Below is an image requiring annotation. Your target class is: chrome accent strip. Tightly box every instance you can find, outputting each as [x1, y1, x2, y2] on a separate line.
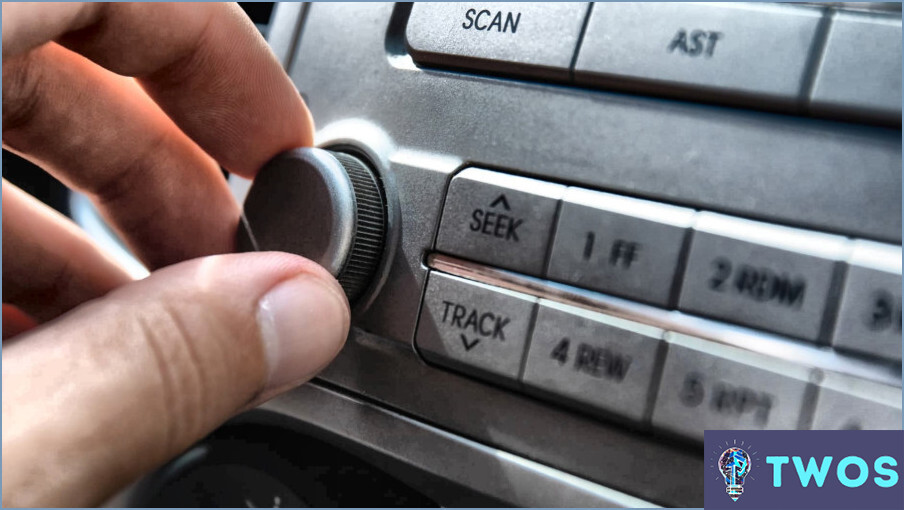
[427, 253, 902, 387]
[849, 239, 902, 274]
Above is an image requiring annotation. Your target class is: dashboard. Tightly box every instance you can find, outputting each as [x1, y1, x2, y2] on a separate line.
[58, 2, 903, 507]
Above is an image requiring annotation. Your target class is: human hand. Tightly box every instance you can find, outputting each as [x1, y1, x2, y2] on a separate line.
[2, 3, 350, 506]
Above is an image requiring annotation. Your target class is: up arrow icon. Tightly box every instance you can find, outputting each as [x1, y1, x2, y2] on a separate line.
[489, 194, 510, 211]
[466, 192, 522, 242]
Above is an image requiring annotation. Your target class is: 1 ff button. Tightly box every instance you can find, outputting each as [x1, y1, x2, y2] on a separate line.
[436, 168, 565, 275]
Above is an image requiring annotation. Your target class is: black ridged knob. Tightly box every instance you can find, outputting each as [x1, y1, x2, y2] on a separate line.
[238, 148, 386, 302]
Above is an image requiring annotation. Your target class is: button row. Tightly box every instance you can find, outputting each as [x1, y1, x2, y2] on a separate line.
[406, 3, 902, 123]
[435, 168, 902, 361]
[415, 272, 903, 441]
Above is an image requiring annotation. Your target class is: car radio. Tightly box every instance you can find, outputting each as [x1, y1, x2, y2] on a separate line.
[77, 2, 900, 507]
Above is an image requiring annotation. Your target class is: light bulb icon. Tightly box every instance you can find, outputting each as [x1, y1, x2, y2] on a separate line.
[718, 447, 751, 501]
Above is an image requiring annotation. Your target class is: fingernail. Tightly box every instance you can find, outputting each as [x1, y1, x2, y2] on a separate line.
[256, 274, 349, 390]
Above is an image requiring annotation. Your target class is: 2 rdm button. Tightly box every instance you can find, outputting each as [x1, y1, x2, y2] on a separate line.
[436, 168, 565, 275]
[678, 213, 847, 341]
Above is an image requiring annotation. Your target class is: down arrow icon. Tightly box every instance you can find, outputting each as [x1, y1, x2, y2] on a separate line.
[460, 334, 480, 351]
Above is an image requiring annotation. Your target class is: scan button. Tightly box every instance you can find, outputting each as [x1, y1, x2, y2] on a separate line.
[436, 168, 565, 275]
[406, 3, 588, 80]
[416, 271, 537, 382]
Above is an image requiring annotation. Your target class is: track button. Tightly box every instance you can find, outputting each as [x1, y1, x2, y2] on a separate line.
[416, 271, 537, 383]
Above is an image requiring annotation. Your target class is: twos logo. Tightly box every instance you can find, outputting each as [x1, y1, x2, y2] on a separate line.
[704, 431, 903, 510]
[718, 446, 751, 501]
[765, 453, 897, 489]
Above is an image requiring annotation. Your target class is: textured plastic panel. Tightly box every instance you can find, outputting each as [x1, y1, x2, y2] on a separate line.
[265, 3, 903, 508]
[293, 4, 901, 244]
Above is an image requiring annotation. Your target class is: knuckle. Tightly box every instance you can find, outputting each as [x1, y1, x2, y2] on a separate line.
[136, 300, 212, 450]
[133, 289, 263, 450]
[2, 50, 44, 135]
[88, 129, 170, 207]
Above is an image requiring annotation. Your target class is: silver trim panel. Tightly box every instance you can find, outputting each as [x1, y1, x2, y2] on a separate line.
[261, 382, 659, 508]
[267, 2, 308, 70]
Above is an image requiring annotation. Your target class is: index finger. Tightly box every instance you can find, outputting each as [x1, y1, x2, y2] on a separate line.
[3, 2, 312, 177]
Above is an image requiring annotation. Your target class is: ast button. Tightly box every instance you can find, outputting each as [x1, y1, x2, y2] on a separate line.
[832, 241, 902, 362]
[678, 213, 849, 341]
[406, 3, 589, 80]
[436, 168, 565, 275]
[547, 188, 695, 306]
[416, 271, 537, 382]
[522, 300, 664, 422]
[574, 3, 822, 107]
[652, 333, 814, 441]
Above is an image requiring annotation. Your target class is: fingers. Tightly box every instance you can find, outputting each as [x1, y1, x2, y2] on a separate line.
[3, 43, 241, 268]
[4, 2, 313, 177]
[2, 181, 132, 322]
[2, 252, 350, 507]
[2, 305, 38, 340]
[3, 2, 314, 266]
[1, 3, 98, 57]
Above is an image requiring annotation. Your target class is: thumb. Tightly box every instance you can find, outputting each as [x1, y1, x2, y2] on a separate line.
[2, 252, 350, 508]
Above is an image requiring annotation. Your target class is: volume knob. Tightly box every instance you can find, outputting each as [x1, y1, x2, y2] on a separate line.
[238, 148, 387, 302]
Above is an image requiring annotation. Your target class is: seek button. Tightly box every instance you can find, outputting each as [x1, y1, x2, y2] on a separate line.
[436, 168, 565, 275]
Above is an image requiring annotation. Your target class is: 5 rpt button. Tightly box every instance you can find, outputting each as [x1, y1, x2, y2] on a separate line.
[652, 333, 813, 441]
[678, 213, 848, 341]
[436, 168, 565, 275]
[416, 272, 536, 382]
